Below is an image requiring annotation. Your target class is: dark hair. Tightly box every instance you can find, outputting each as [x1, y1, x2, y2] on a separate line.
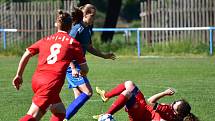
[183, 113, 200, 121]
[56, 10, 73, 31]
[71, 7, 83, 24]
[79, 4, 96, 15]
[176, 99, 200, 121]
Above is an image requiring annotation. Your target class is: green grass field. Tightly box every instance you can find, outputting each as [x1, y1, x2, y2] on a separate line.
[0, 55, 215, 121]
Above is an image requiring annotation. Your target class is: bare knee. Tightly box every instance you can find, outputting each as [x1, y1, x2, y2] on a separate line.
[79, 83, 93, 97]
[27, 103, 45, 120]
[121, 90, 132, 99]
[124, 80, 136, 91]
[83, 90, 93, 97]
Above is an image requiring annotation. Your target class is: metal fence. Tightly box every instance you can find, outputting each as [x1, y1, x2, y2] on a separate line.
[140, 0, 215, 45]
[2, 27, 214, 57]
[0, 0, 75, 47]
[0, 0, 215, 50]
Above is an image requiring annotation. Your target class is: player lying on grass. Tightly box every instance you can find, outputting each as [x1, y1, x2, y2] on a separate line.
[94, 81, 199, 121]
[12, 10, 88, 121]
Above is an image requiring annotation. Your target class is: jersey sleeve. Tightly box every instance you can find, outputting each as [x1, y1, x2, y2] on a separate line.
[155, 104, 175, 120]
[69, 24, 82, 38]
[69, 28, 79, 38]
[155, 104, 171, 112]
[27, 38, 44, 55]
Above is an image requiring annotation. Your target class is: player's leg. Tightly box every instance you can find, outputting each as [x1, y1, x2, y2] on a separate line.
[50, 102, 66, 121]
[19, 102, 46, 121]
[19, 115, 36, 121]
[124, 81, 136, 92]
[93, 81, 137, 119]
[78, 80, 93, 96]
[106, 90, 132, 114]
[93, 90, 131, 120]
[125, 85, 148, 121]
[65, 77, 92, 120]
[63, 88, 81, 121]
[73, 88, 82, 98]
[96, 80, 135, 102]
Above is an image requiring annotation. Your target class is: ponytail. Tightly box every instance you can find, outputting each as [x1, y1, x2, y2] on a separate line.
[71, 7, 83, 24]
[183, 113, 200, 121]
[56, 10, 73, 31]
[79, 4, 96, 16]
[175, 99, 200, 121]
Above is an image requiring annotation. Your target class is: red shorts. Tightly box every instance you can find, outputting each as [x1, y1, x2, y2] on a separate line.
[31, 72, 65, 111]
[125, 91, 159, 121]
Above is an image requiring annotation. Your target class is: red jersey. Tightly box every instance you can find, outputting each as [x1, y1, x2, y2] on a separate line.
[154, 104, 176, 121]
[28, 31, 86, 75]
[125, 91, 176, 121]
[27, 31, 86, 110]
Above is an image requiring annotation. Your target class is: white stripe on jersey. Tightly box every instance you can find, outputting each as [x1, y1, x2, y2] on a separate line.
[69, 38, 73, 44]
[62, 36, 65, 41]
[55, 35, 59, 41]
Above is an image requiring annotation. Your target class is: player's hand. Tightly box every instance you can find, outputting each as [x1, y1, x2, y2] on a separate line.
[163, 88, 175, 96]
[72, 68, 79, 77]
[104, 53, 116, 60]
[12, 75, 23, 90]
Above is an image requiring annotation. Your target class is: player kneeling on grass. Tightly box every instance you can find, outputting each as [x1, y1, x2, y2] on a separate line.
[12, 10, 88, 121]
[94, 81, 199, 121]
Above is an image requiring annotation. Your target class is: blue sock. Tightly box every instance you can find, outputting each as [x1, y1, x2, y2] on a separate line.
[65, 93, 90, 120]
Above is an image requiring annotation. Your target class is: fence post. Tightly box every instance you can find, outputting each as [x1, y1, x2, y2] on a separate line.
[3, 31, 6, 49]
[136, 30, 141, 58]
[209, 28, 213, 55]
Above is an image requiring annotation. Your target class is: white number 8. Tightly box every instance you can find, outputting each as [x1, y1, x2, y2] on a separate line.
[47, 43, 62, 64]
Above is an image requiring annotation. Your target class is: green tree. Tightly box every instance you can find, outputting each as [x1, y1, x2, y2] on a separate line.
[101, 0, 122, 43]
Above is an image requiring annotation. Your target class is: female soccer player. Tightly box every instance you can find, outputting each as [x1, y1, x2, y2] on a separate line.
[94, 81, 199, 121]
[64, 4, 115, 120]
[12, 10, 88, 121]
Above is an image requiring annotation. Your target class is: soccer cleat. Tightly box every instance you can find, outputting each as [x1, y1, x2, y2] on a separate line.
[96, 87, 109, 102]
[92, 114, 103, 120]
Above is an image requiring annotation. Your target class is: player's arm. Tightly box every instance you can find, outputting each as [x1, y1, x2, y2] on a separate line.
[87, 44, 116, 60]
[147, 88, 175, 107]
[12, 50, 32, 90]
[79, 63, 89, 77]
[69, 62, 79, 77]
[72, 41, 89, 77]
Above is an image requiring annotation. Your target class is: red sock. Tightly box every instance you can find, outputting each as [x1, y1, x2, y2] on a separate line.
[104, 83, 125, 98]
[106, 94, 128, 115]
[19, 115, 36, 121]
[50, 113, 65, 121]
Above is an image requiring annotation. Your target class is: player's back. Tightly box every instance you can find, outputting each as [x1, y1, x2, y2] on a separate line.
[28, 31, 85, 75]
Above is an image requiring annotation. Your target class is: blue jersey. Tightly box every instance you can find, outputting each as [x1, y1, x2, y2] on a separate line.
[69, 22, 92, 55]
[66, 22, 92, 88]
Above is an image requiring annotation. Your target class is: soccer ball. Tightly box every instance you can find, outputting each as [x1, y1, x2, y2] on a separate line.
[98, 114, 116, 121]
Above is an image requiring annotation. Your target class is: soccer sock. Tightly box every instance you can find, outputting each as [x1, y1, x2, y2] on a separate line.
[106, 94, 128, 115]
[104, 83, 125, 98]
[19, 114, 36, 121]
[50, 113, 65, 121]
[65, 93, 90, 120]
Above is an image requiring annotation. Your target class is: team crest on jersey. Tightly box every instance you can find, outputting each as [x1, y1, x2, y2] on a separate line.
[77, 26, 84, 33]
